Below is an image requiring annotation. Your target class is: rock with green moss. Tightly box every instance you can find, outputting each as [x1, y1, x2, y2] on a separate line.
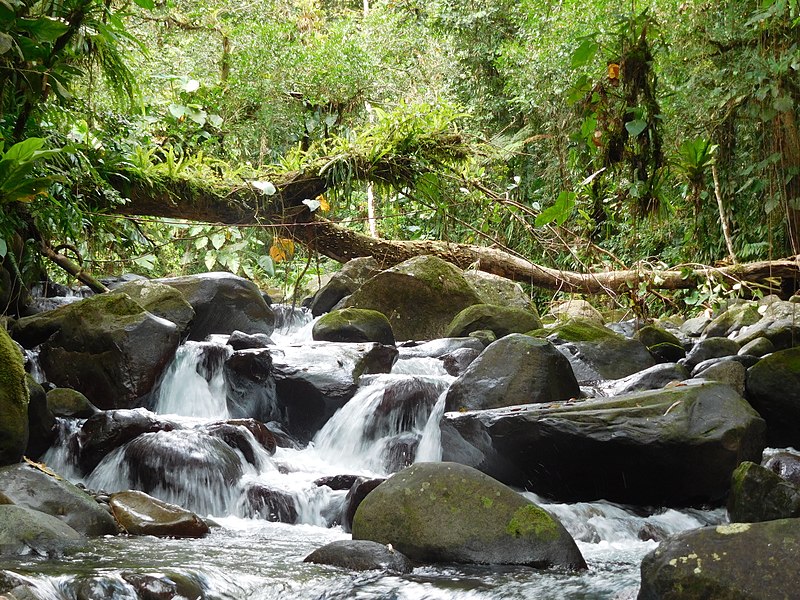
[639, 519, 800, 600]
[704, 302, 762, 338]
[0, 505, 83, 557]
[312, 308, 395, 345]
[308, 257, 382, 316]
[352, 462, 586, 569]
[548, 299, 605, 326]
[344, 255, 482, 341]
[111, 279, 195, 337]
[0, 328, 28, 466]
[25, 374, 53, 460]
[462, 270, 533, 311]
[734, 299, 800, 350]
[746, 347, 800, 447]
[535, 318, 655, 381]
[441, 381, 765, 505]
[728, 461, 800, 523]
[635, 325, 686, 362]
[683, 337, 740, 370]
[445, 334, 579, 411]
[445, 304, 541, 339]
[12, 293, 180, 410]
[46, 387, 99, 418]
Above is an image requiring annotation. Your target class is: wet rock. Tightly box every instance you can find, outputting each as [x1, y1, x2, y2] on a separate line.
[382, 432, 419, 472]
[0, 328, 28, 466]
[352, 462, 586, 569]
[158, 272, 275, 340]
[445, 334, 579, 412]
[634, 325, 686, 362]
[120, 572, 179, 600]
[0, 505, 83, 557]
[738, 336, 774, 358]
[78, 408, 174, 474]
[111, 279, 195, 337]
[763, 451, 800, 486]
[440, 346, 481, 376]
[463, 270, 533, 311]
[728, 461, 800, 523]
[11, 293, 180, 410]
[344, 255, 482, 341]
[271, 342, 397, 441]
[539, 319, 655, 381]
[110, 490, 209, 537]
[639, 519, 800, 600]
[202, 421, 272, 466]
[312, 308, 395, 345]
[680, 312, 713, 338]
[266, 421, 302, 450]
[746, 347, 800, 447]
[366, 378, 442, 440]
[342, 477, 385, 533]
[314, 474, 360, 490]
[603, 363, 689, 396]
[46, 387, 99, 418]
[243, 484, 298, 523]
[397, 337, 484, 359]
[548, 298, 605, 326]
[690, 354, 760, 375]
[308, 257, 382, 317]
[682, 336, 740, 370]
[74, 575, 141, 600]
[25, 374, 54, 460]
[3, 584, 41, 600]
[122, 429, 244, 516]
[441, 381, 765, 506]
[693, 359, 746, 396]
[0, 463, 118, 535]
[445, 304, 541, 339]
[223, 349, 280, 423]
[304, 540, 413, 573]
[227, 330, 273, 350]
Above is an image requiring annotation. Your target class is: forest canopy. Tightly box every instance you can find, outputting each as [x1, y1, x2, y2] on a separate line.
[1, 0, 799, 315]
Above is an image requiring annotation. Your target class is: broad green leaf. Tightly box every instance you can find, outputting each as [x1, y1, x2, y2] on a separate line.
[0, 237, 6, 257]
[774, 96, 794, 112]
[258, 255, 275, 277]
[625, 119, 648, 137]
[535, 191, 576, 227]
[187, 109, 207, 126]
[133, 0, 155, 8]
[195, 236, 208, 250]
[571, 39, 599, 68]
[133, 254, 157, 270]
[204, 250, 217, 270]
[17, 17, 70, 42]
[3, 138, 44, 162]
[0, 32, 12, 54]
[168, 104, 187, 119]
[183, 79, 200, 93]
[210, 232, 226, 250]
[208, 114, 223, 128]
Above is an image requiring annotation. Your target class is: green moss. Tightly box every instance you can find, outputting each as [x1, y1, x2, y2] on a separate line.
[505, 504, 559, 541]
[0, 328, 29, 464]
[481, 496, 494, 509]
[550, 319, 620, 342]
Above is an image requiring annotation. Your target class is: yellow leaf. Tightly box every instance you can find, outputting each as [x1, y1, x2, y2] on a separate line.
[318, 195, 330, 212]
[269, 237, 295, 263]
[607, 63, 620, 81]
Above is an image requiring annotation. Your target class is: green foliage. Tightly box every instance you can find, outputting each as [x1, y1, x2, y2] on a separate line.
[0, 138, 61, 204]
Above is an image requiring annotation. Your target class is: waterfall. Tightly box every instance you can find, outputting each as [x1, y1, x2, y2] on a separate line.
[415, 392, 447, 463]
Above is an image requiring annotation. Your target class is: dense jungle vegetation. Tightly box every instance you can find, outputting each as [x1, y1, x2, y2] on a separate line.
[0, 0, 799, 315]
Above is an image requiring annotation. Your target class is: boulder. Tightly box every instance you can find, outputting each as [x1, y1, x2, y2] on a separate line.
[223, 349, 280, 423]
[25, 374, 54, 459]
[639, 519, 800, 600]
[109, 490, 209, 537]
[342, 477, 385, 533]
[312, 308, 395, 345]
[157, 272, 275, 340]
[694, 360, 746, 396]
[0, 327, 29, 465]
[440, 346, 481, 376]
[538, 319, 655, 381]
[308, 257, 382, 316]
[733, 299, 800, 350]
[603, 363, 689, 396]
[397, 337, 484, 360]
[46, 387, 99, 418]
[351, 462, 586, 569]
[746, 347, 800, 447]
[683, 336, 740, 370]
[445, 334, 579, 412]
[11, 293, 180, 410]
[763, 451, 800, 486]
[548, 299, 604, 326]
[441, 381, 765, 505]
[463, 270, 533, 311]
[728, 461, 800, 523]
[0, 463, 117, 535]
[227, 330, 273, 350]
[738, 336, 774, 358]
[0, 505, 83, 557]
[110, 279, 195, 336]
[634, 325, 686, 362]
[703, 302, 762, 338]
[344, 255, 482, 341]
[445, 304, 541, 339]
[304, 540, 413, 573]
[242, 485, 298, 523]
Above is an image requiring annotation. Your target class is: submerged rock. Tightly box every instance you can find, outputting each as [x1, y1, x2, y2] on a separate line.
[0, 505, 83, 557]
[639, 519, 800, 600]
[352, 462, 586, 570]
[110, 490, 209, 538]
[0, 463, 117, 536]
[441, 381, 765, 506]
[304, 540, 413, 573]
[0, 328, 29, 466]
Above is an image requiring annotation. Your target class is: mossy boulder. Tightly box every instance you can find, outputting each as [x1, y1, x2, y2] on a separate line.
[734, 299, 800, 350]
[312, 308, 395, 345]
[445, 304, 541, 339]
[46, 387, 99, 418]
[728, 461, 800, 523]
[704, 302, 762, 338]
[0, 505, 83, 557]
[548, 299, 604, 326]
[344, 255, 481, 341]
[111, 279, 195, 336]
[635, 325, 686, 362]
[0, 463, 117, 535]
[445, 334, 579, 411]
[535, 318, 655, 381]
[746, 347, 800, 447]
[308, 257, 382, 316]
[462, 270, 533, 311]
[109, 490, 209, 538]
[639, 519, 800, 600]
[0, 327, 29, 465]
[351, 462, 586, 569]
[12, 293, 180, 410]
[683, 337, 740, 370]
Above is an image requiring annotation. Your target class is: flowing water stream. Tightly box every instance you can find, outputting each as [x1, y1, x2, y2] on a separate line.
[3, 308, 725, 599]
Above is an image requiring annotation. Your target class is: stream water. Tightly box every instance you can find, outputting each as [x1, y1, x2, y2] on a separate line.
[3, 308, 725, 599]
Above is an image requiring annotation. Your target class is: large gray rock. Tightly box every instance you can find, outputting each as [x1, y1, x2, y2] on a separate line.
[445, 304, 541, 339]
[703, 301, 761, 338]
[352, 462, 586, 570]
[0, 463, 117, 535]
[0, 328, 28, 465]
[445, 334, 579, 412]
[728, 461, 800, 523]
[733, 299, 800, 350]
[638, 519, 800, 600]
[304, 540, 413, 573]
[603, 362, 689, 396]
[0, 505, 83, 557]
[308, 257, 382, 316]
[344, 255, 482, 341]
[441, 381, 765, 505]
[746, 347, 800, 447]
[312, 308, 395, 345]
[12, 293, 180, 410]
[109, 490, 209, 538]
[111, 279, 195, 336]
[158, 272, 275, 340]
[683, 336, 740, 370]
[463, 270, 533, 311]
[46, 387, 99, 418]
